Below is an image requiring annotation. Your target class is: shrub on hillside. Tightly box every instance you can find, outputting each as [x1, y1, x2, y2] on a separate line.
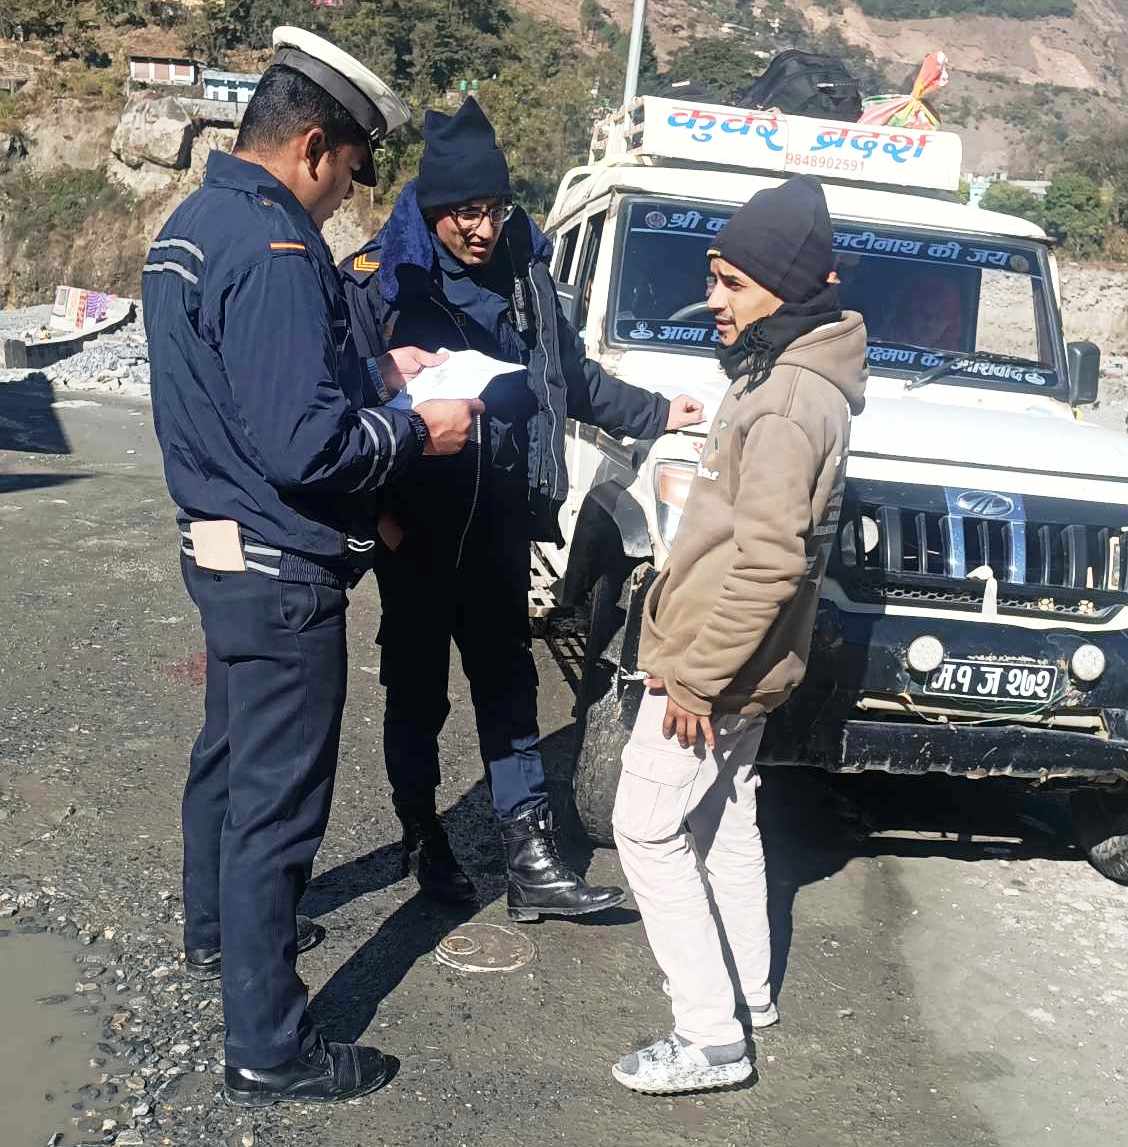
[0, 166, 134, 251]
[979, 182, 1042, 225]
[1041, 172, 1108, 259]
[1068, 129, 1128, 229]
[858, 0, 1072, 17]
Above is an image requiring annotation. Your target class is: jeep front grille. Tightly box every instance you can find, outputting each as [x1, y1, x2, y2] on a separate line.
[836, 500, 1128, 613]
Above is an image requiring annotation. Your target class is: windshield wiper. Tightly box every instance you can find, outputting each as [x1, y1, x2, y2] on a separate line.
[904, 348, 1045, 392]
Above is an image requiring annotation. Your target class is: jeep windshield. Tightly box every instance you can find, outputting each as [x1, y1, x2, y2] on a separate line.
[609, 197, 1065, 395]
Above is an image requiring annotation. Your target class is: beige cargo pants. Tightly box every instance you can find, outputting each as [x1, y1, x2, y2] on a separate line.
[613, 687, 770, 1048]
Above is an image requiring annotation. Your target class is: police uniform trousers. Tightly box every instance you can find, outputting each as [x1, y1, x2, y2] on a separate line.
[373, 447, 547, 820]
[180, 553, 347, 1069]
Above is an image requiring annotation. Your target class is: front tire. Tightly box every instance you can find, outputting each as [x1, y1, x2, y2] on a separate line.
[1071, 788, 1128, 885]
[573, 569, 635, 846]
[573, 680, 628, 846]
[577, 570, 631, 720]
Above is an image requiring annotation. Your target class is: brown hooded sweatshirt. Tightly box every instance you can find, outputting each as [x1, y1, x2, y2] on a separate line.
[639, 311, 868, 718]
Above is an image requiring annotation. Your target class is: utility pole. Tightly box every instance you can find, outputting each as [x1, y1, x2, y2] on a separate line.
[622, 0, 647, 106]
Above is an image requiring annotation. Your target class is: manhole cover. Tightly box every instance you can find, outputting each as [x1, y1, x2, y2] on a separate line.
[434, 922, 535, 974]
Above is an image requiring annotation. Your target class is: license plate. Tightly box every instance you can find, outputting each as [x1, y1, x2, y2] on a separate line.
[924, 660, 1059, 703]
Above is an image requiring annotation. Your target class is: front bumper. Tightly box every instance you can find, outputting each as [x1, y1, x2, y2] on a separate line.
[762, 603, 1128, 780]
[835, 720, 1128, 779]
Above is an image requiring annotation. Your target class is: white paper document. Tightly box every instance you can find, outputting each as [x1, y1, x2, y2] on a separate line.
[386, 348, 524, 410]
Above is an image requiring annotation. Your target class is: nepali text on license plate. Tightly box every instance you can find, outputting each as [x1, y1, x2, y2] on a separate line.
[924, 660, 1058, 702]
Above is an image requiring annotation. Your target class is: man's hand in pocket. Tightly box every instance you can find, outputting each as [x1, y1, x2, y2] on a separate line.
[646, 676, 715, 750]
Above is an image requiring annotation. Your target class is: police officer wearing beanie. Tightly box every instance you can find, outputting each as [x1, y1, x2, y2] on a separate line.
[144, 27, 483, 1107]
[340, 99, 705, 919]
[610, 176, 868, 1094]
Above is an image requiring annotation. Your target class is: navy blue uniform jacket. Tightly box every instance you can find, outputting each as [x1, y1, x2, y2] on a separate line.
[338, 181, 670, 542]
[143, 151, 421, 560]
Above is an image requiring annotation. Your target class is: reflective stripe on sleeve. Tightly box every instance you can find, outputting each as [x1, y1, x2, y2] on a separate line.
[357, 409, 393, 488]
[150, 238, 205, 263]
[143, 262, 199, 285]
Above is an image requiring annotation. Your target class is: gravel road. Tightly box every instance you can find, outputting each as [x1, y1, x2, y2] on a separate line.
[1, 389, 1126, 1147]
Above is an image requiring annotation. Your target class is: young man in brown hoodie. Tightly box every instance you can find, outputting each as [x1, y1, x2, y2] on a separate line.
[611, 175, 868, 1094]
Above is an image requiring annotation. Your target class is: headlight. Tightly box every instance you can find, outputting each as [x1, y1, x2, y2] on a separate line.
[654, 461, 696, 549]
[1071, 644, 1106, 684]
[907, 635, 945, 674]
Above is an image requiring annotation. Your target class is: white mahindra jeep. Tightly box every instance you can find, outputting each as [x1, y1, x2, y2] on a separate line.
[533, 96, 1128, 884]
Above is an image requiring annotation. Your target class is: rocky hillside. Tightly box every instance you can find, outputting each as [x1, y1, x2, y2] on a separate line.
[521, 0, 1128, 91]
[3, 0, 1128, 307]
[805, 0, 1128, 94]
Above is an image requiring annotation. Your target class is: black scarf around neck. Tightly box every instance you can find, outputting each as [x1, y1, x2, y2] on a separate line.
[717, 284, 842, 389]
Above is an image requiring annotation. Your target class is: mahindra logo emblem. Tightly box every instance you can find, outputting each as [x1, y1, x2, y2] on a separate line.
[955, 490, 1015, 517]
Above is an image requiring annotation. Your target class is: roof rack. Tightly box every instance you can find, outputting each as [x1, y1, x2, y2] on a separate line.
[588, 96, 963, 195]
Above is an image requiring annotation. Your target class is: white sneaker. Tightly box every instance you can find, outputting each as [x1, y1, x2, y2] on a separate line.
[612, 1033, 753, 1095]
[660, 978, 780, 1030]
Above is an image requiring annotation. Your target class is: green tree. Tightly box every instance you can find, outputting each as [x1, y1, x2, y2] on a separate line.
[1041, 172, 1107, 258]
[979, 181, 1042, 224]
[657, 37, 762, 104]
[1068, 128, 1128, 228]
[477, 16, 601, 215]
[185, 0, 319, 64]
[579, 0, 604, 42]
[0, 0, 66, 41]
[95, 0, 144, 27]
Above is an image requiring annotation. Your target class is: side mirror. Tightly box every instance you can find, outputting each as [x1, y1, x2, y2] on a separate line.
[555, 283, 578, 325]
[1067, 340, 1100, 406]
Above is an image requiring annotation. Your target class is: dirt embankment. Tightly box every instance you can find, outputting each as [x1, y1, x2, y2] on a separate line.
[0, 94, 387, 307]
[1060, 263, 1128, 352]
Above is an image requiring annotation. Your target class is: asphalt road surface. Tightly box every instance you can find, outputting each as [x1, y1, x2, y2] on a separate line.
[2, 381, 1126, 1147]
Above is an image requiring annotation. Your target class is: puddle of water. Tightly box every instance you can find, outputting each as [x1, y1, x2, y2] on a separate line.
[0, 929, 104, 1145]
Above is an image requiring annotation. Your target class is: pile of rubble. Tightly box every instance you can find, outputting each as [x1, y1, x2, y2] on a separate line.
[46, 317, 152, 396]
[0, 303, 151, 396]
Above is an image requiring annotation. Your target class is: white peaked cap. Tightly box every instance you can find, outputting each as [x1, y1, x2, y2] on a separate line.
[271, 26, 410, 184]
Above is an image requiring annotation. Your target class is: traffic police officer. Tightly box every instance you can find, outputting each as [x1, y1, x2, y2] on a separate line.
[143, 27, 480, 1107]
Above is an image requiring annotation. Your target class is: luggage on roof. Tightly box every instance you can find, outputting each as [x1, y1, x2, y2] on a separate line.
[737, 49, 862, 122]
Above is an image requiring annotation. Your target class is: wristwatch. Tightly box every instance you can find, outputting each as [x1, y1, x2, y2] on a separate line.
[406, 410, 429, 450]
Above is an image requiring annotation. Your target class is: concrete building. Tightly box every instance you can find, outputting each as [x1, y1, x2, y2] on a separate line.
[125, 29, 201, 89]
[128, 54, 199, 87]
[202, 70, 260, 104]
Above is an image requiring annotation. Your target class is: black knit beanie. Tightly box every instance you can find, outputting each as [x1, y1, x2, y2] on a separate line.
[415, 97, 512, 210]
[708, 175, 833, 304]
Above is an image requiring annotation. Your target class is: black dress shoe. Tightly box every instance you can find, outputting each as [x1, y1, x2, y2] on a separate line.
[224, 1033, 391, 1108]
[185, 914, 326, 980]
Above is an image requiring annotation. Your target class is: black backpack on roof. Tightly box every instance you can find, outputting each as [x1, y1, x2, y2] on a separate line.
[737, 49, 862, 122]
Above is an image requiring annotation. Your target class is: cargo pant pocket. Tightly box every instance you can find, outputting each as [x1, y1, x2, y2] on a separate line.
[612, 747, 701, 843]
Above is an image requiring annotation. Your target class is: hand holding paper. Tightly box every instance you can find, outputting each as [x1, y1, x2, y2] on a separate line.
[416, 397, 485, 455]
[378, 346, 449, 392]
[386, 347, 525, 410]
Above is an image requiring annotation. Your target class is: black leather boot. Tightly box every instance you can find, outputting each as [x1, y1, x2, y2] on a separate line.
[395, 795, 477, 905]
[224, 1032, 391, 1107]
[185, 913, 325, 981]
[501, 802, 626, 922]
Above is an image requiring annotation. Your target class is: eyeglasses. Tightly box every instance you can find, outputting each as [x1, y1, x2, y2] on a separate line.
[450, 203, 515, 229]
